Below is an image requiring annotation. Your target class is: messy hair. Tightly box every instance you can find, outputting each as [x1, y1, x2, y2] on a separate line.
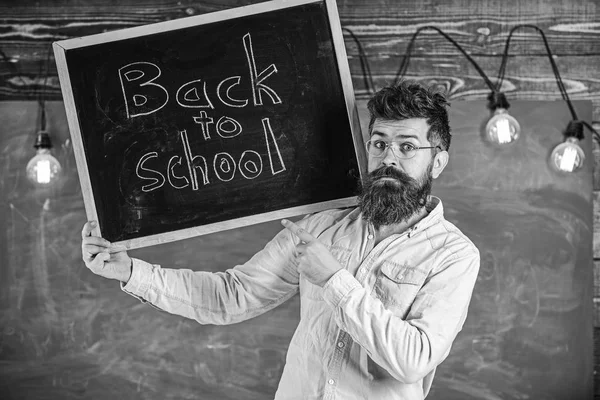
[367, 81, 451, 151]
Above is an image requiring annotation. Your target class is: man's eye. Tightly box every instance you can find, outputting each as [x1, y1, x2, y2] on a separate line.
[400, 143, 416, 152]
[373, 140, 387, 149]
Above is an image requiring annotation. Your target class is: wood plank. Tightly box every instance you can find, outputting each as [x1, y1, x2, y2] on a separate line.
[344, 56, 600, 120]
[2, 18, 599, 58]
[1, 2, 598, 104]
[338, 0, 600, 55]
[0, 0, 266, 21]
[3, 0, 596, 56]
[2, 18, 599, 60]
[3, 19, 598, 56]
[340, 22, 600, 57]
[4, 50, 600, 120]
[337, 0, 597, 19]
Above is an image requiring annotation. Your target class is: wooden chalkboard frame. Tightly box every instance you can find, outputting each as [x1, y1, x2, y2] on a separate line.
[53, 0, 366, 250]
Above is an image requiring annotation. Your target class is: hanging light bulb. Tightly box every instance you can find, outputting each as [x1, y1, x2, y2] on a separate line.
[26, 130, 62, 187]
[485, 92, 520, 146]
[549, 121, 585, 173]
[486, 108, 521, 145]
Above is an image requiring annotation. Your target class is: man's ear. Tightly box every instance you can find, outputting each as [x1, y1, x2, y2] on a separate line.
[431, 150, 449, 179]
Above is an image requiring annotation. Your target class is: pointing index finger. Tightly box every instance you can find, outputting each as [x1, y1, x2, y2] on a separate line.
[281, 219, 315, 243]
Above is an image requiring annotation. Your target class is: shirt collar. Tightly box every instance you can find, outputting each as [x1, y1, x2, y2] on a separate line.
[414, 195, 444, 232]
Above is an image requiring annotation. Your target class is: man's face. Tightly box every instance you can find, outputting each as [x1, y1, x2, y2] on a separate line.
[358, 118, 448, 228]
[367, 118, 436, 179]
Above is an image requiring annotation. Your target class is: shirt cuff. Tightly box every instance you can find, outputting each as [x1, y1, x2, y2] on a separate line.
[120, 258, 158, 303]
[322, 269, 362, 309]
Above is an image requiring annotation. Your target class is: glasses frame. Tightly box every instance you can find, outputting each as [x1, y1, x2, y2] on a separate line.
[365, 139, 441, 160]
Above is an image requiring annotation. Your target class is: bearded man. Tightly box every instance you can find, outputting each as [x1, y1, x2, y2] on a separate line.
[81, 81, 480, 400]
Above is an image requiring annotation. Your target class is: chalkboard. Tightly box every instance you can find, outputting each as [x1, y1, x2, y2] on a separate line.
[53, 0, 365, 250]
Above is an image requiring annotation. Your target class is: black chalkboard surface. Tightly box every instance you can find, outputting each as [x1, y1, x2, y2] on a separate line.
[53, 0, 365, 249]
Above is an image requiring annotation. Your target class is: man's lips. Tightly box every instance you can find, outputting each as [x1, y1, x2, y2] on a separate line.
[374, 176, 402, 184]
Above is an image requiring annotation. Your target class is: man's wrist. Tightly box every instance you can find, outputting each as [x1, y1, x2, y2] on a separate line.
[121, 257, 133, 283]
[320, 267, 343, 287]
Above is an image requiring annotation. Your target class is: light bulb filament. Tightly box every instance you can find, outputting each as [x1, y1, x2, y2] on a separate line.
[559, 147, 578, 172]
[36, 159, 51, 183]
[485, 108, 520, 146]
[496, 118, 511, 144]
[26, 148, 62, 187]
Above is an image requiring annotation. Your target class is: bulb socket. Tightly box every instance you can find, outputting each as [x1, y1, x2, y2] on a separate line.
[488, 92, 510, 111]
[564, 120, 584, 141]
[33, 130, 53, 149]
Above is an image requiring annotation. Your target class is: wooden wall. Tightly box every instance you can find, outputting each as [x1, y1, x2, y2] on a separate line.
[1, 0, 599, 396]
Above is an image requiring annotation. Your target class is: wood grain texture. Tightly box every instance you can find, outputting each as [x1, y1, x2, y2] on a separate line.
[346, 56, 600, 119]
[1, 0, 599, 105]
[338, 2, 600, 56]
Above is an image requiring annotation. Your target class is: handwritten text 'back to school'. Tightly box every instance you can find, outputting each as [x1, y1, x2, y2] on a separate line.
[119, 33, 287, 193]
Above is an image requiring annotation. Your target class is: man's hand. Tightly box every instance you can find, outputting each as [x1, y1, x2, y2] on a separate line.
[81, 221, 132, 283]
[281, 219, 342, 287]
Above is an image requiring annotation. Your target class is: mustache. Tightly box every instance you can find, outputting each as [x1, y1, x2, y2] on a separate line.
[368, 166, 415, 184]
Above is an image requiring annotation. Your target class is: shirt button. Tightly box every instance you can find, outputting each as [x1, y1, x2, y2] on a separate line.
[367, 234, 374, 240]
[337, 341, 344, 348]
[360, 267, 367, 274]
[328, 379, 335, 385]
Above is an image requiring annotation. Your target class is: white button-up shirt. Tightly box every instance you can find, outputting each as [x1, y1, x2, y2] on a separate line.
[122, 196, 480, 399]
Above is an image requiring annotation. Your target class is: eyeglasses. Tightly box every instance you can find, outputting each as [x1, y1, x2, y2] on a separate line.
[365, 139, 439, 159]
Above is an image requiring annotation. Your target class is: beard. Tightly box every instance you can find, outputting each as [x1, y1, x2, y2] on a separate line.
[358, 163, 433, 229]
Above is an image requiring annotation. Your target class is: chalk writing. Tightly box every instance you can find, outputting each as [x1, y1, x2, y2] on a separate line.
[263, 118, 286, 175]
[176, 79, 215, 109]
[136, 118, 285, 192]
[125, 32, 287, 194]
[193, 111, 214, 141]
[216, 116, 243, 139]
[118, 33, 280, 116]
[217, 76, 248, 108]
[243, 33, 281, 106]
[119, 62, 169, 119]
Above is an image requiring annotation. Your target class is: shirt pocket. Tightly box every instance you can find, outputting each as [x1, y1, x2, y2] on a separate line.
[300, 246, 351, 301]
[374, 261, 428, 317]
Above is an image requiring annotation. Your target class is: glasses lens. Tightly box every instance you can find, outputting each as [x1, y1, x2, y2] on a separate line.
[366, 140, 385, 156]
[400, 146, 416, 159]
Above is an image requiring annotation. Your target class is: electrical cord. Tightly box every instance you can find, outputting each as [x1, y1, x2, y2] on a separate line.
[395, 25, 497, 93]
[343, 27, 376, 95]
[495, 24, 576, 119]
[496, 24, 599, 142]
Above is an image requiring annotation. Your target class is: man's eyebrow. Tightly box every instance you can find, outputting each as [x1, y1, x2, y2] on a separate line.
[371, 131, 421, 140]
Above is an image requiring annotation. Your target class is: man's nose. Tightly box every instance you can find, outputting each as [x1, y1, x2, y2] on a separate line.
[381, 145, 400, 166]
